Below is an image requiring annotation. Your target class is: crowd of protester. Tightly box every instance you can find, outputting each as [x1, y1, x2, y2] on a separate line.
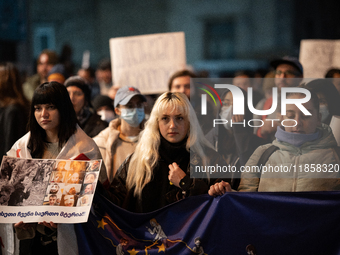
[1, 48, 340, 254]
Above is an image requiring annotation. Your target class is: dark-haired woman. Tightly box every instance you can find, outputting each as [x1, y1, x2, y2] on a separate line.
[4, 81, 106, 255]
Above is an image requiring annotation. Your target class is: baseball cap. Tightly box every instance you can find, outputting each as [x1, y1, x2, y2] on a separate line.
[114, 86, 146, 108]
[270, 56, 303, 75]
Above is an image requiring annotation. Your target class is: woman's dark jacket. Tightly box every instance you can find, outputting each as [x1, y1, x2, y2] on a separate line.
[105, 137, 228, 213]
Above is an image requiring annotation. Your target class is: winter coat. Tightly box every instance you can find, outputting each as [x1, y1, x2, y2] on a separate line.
[93, 118, 139, 182]
[238, 125, 340, 192]
[80, 112, 108, 138]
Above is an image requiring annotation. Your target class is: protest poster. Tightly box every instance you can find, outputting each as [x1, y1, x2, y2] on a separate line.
[299, 39, 340, 78]
[109, 32, 187, 94]
[0, 156, 101, 223]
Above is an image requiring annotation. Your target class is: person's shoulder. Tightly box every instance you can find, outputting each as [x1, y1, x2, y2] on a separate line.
[89, 112, 108, 126]
[202, 145, 219, 157]
[250, 143, 276, 157]
[319, 124, 337, 144]
[253, 143, 274, 152]
[113, 154, 133, 181]
[245, 143, 275, 164]
[191, 145, 221, 166]
[12, 132, 31, 144]
[7, 132, 31, 157]
[84, 113, 108, 136]
[89, 113, 109, 130]
[93, 119, 120, 143]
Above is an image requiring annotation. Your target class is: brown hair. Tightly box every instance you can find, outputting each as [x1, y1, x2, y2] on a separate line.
[168, 69, 196, 91]
[0, 62, 29, 108]
[37, 49, 58, 65]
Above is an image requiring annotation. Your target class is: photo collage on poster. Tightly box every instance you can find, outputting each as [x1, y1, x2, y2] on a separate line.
[42, 159, 100, 207]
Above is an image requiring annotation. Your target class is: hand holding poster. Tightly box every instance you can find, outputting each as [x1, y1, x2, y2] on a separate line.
[0, 156, 102, 223]
[110, 32, 187, 94]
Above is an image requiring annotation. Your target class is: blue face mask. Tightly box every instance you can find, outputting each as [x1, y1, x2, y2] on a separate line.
[120, 107, 145, 127]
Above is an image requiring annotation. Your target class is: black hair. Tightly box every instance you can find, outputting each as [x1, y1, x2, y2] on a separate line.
[325, 68, 340, 78]
[28, 81, 77, 158]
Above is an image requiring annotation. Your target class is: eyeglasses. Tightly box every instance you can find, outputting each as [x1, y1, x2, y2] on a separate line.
[275, 70, 300, 77]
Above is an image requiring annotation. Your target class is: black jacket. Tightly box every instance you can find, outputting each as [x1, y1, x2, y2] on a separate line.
[106, 145, 227, 213]
[80, 112, 108, 138]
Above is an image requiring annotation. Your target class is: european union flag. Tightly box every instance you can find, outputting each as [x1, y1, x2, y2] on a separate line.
[75, 191, 340, 254]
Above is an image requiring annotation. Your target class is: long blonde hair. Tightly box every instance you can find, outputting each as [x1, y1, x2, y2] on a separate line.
[126, 92, 213, 198]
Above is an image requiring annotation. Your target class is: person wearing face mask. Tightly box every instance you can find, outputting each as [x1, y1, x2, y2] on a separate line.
[105, 92, 228, 213]
[93, 86, 146, 182]
[205, 89, 257, 190]
[303, 79, 340, 125]
[92, 94, 117, 124]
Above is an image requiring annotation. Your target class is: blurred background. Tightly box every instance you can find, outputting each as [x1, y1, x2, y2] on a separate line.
[1, 0, 339, 77]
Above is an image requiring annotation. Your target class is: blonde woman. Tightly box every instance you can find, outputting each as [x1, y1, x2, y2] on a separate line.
[107, 92, 227, 213]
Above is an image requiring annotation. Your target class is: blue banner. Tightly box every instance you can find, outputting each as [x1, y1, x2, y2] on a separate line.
[75, 191, 340, 254]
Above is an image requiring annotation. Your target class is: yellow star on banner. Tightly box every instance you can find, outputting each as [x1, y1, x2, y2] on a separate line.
[157, 243, 166, 253]
[96, 218, 108, 230]
[127, 248, 139, 255]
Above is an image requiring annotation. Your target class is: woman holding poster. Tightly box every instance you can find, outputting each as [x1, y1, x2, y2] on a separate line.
[1, 81, 105, 255]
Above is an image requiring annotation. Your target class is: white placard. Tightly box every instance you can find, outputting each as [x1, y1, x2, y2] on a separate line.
[299, 39, 340, 78]
[110, 32, 187, 94]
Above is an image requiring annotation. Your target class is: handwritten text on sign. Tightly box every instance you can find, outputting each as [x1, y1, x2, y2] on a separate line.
[110, 32, 186, 94]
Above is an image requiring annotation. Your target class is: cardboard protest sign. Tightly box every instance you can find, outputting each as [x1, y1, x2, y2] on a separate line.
[110, 32, 186, 94]
[300, 39, 340, 78]
[0, 156, 101, 223]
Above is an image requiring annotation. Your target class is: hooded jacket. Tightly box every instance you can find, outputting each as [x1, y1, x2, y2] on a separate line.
[93, 118, 139, 183]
